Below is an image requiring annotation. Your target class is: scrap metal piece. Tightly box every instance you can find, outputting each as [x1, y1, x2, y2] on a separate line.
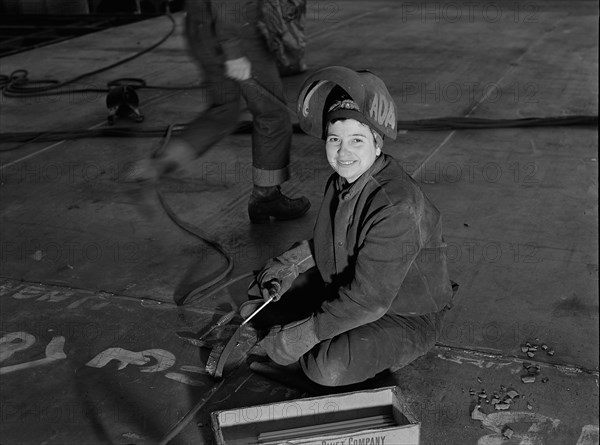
[502, 426, 514, 439]
[205, 343, 225, 376]
[547, 349, 555, 356]
[507, 389, 520, 399]
[495, 403, 510, 410]
[523, 362, 540, 375]
[521, 375, 536, 384]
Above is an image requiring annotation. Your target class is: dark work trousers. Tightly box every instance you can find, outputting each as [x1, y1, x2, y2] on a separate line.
[249, 268, 445, 387]
[182, 13, 291, 186]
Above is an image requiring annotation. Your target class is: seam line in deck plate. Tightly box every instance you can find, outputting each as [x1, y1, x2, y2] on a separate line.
[411, 15, 568, 180]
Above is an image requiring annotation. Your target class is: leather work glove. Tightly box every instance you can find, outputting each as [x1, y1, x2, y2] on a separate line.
[260, 316, 319, 366]
[225, 56, 252, 81]
[257, 240, 315, 301]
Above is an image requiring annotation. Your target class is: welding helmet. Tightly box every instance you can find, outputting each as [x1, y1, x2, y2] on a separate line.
[296, 66, 398, 141]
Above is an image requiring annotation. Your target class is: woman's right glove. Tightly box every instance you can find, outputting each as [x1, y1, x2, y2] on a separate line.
[260, 316, 319, 366]
[257, 240, 315, 301]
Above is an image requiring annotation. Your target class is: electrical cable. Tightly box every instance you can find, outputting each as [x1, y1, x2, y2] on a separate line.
[0, 115, 597, 146]
[146, 125, 245, 306]
[395, 115, 598, 131]
[0, 14, 204, 98]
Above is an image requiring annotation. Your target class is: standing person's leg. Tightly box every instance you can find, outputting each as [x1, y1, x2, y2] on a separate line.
[301, 312, 443, 386]
[128, 13, 242, 181]
[239, 24, 310, 223]
[175, 13, 242, 157]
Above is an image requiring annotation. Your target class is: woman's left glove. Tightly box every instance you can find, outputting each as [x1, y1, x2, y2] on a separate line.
[260, 316, 319, 366]
[256, 240, 315, 301]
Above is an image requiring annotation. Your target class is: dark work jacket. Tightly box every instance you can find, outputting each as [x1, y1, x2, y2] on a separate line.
[312, 154, 453, 341]
[185, 0, 257, 60]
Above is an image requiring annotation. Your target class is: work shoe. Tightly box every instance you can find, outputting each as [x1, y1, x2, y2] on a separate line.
[248, 186, 310, 223]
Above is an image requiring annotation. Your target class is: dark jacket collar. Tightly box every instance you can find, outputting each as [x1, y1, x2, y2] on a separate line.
[335, 154, 387, 200]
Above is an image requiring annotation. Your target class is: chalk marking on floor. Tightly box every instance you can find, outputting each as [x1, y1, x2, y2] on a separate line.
[180, 365, 211, 374]
[436, 352, 518, 371]
[164, 372, 204, 386]
[0, 281, 19, 296]
[86, 348, 216, 387]
[65, 295, 96, 309]
[473, 406, 560, 445]
[435, 344, 599, 377]
[576, 425, 600, 445]
[0, 335, 66, 375]
[12, 285, 47, 299]
[36, 290, 73, 302]
[0, 332, 36, 362]
[86, 347, 175, 373]
[555, 365, 583, 376]
[8, 282, 173, 312]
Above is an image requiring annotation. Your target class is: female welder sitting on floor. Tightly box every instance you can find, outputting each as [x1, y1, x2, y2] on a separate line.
[245, 66, 455, 387]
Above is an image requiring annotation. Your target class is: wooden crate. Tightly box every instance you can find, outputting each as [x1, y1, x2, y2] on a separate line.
[211, 386, 420, 445]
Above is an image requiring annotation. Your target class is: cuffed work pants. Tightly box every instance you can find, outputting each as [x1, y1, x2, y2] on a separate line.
[183, 10, 292, 186]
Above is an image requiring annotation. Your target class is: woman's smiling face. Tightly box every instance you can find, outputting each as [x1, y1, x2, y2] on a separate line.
[325, 119, 381, 183]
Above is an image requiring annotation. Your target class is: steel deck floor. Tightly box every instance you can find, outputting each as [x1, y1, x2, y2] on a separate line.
[0, 2, 598, 444]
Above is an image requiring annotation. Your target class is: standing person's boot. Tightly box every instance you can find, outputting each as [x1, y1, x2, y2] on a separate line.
[248, 185, 310, 223]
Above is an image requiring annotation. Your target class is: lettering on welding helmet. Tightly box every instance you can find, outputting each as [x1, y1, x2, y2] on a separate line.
[368, 93, 396, 130]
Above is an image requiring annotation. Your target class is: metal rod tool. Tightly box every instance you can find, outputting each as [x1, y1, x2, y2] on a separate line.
[240, 280, 281, 326]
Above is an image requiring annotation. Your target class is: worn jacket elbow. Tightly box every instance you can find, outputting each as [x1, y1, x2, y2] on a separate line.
[364, 304, 389, 324]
